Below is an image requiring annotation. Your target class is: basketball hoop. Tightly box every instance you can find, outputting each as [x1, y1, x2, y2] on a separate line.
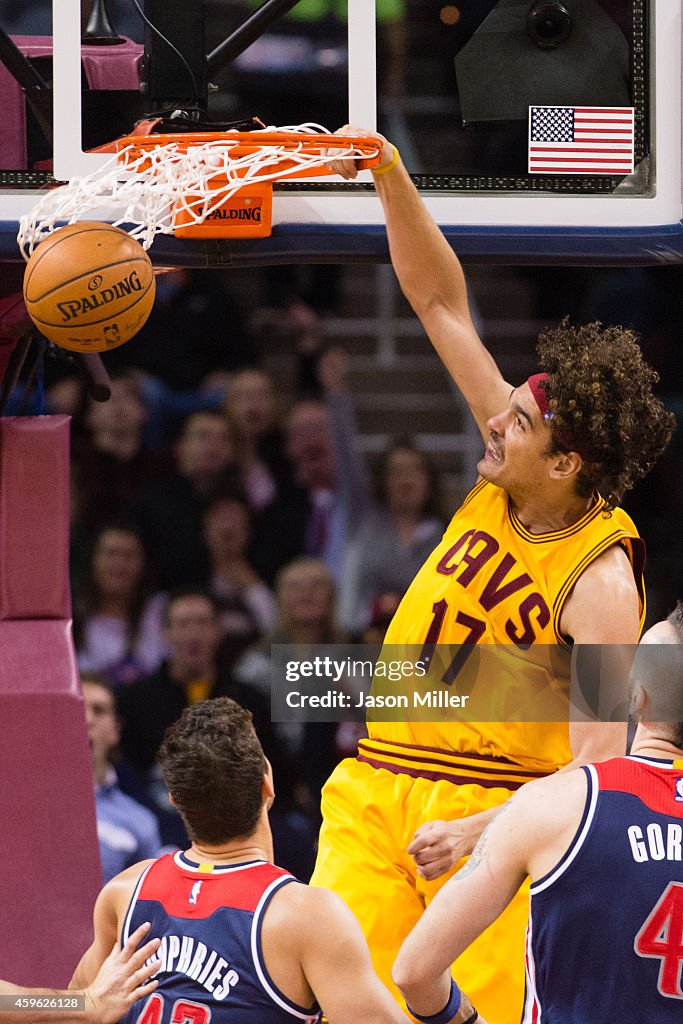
[17, 124, 382, 257]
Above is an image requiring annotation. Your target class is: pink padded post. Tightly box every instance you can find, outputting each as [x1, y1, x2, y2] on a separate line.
[0, 416, 71, 619]
[0, 416, 101, 984]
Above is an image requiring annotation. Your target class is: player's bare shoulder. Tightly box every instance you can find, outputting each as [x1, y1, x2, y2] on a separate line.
[518, 764, 589, 813]
[263, 877, 345, 930]
[108, 858, 157, 890]
[490, 767, 587, 837]
[102, 859, 157, 918]
[257, 880, 357, 1009]
[260, 878, 361, 957]
[513, 768, 589, 881]
[561, 542, 640, 643]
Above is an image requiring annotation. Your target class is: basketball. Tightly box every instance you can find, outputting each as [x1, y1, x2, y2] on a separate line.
[22, 222, 156, 353]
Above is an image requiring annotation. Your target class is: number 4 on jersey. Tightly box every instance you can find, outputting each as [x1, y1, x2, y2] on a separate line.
[138, 995, 211, 1023]
[634, 881, 683, 999]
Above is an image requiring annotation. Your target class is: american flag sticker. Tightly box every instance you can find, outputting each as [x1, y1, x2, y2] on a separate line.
[528, 106, 635, 175]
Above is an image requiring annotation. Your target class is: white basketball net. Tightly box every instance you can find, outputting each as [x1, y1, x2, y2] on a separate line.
[17, 123, 378, 259]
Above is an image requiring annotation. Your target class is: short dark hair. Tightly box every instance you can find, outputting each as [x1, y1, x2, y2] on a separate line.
[537, 319, 675, 511]
[72, 523, 151, 652]
[667, 602, 683, 747]
[630, 602, 683, 747]
[158, 698, 265, 845]
[377, 437, 441, 519]
[667, 601, 683, 640]
[180, 409, 231, 436]
[80, 671, 115, 696]
[162, 586, 219, 628]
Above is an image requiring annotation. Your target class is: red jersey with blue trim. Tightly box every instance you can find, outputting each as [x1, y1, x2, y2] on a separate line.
[119, 852, 321, 1024]
[524, 756, 683, 1022]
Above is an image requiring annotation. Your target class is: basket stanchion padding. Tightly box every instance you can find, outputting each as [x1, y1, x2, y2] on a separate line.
[0, 416, 101, 984]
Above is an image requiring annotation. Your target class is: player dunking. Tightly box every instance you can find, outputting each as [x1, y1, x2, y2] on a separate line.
[69, 698, 484, 1024]
[393, 604, 683, 1023]
[311, 132, 676, 1023]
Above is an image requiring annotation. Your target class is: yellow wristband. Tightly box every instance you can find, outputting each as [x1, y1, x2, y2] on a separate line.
[371, 145, 400, 176]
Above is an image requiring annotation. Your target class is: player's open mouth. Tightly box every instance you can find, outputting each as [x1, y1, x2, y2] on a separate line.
[485, 442, 504, 464]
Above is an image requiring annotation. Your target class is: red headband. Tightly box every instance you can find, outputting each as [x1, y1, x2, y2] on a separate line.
[528, 372, 588, 458]
[527, 373, 552, 419]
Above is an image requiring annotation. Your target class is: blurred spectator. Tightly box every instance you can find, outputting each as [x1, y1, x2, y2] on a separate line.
[338, 439, 444, 633]
[74, 524, 167, 684]
[81, 674, 161, 883]
[274, 555, 345, 645]
[116, 586, 282, 849]
[221, 344, 373, 586]
[106, 269, 256, 390]
[201, 494, 277, 665]
[6, 366, 89, 429]
[46, 374, 88, 423]
[84, 372, 146, 457]
[283, 347, 374, 582]
[127, 410, 240, 589]
[222, 365, 304, 585]
[248, 298, 330, 376]
[233, 556, 343, 819]
[235, 556, 345, 695]
[117, 587, 276, 776]
[134, 371, 231, 453]
[334, 590, 405, 758]
[223, 366, 294, 511]
[72, 372, 171, 534]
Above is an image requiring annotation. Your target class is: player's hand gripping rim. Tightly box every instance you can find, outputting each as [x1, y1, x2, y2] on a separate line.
[323, 125, 398, 180]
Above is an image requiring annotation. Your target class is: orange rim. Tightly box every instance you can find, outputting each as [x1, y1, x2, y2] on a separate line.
[115, 131, 383, 172]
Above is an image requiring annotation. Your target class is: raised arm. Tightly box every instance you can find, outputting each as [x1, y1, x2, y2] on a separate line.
[332, 130, 511, 437]
[319, 346, 376, 532]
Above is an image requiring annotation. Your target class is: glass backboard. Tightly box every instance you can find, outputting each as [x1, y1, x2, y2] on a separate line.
[0, 1, 680, 264]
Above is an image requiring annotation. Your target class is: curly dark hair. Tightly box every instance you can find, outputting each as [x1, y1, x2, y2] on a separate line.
[159, 698, 265, 845]
[537, 319, 675, 511]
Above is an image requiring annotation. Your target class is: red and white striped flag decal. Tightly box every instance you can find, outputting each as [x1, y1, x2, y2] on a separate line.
[528, 106, 635, 175]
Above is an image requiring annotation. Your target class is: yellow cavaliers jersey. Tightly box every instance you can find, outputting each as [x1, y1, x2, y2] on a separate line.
[369, 480, 645, 771]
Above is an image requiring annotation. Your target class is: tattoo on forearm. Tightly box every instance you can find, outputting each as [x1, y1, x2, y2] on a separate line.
[453, 799, 514, 881]
[454, 837, 487, 880]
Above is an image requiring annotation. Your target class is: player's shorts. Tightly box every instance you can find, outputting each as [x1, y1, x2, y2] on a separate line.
[311, 743, 543, 1024]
